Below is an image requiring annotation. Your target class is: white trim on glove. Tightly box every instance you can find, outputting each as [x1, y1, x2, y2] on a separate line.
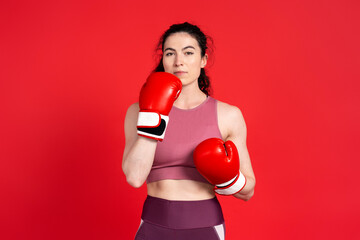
[215, 171, 246, 195]
[137, 111, 169, 141]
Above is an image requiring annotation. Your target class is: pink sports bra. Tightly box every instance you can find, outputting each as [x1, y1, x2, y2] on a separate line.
[146, 96, 223, 184]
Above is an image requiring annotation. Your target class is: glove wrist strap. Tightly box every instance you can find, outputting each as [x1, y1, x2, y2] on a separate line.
[137, 111, 169, 141]
[215, 171, 246, 195]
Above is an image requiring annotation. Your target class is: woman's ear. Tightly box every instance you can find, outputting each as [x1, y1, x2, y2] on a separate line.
[201, 54, 208, 68]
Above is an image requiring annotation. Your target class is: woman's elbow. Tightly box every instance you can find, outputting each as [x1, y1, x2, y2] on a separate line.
[234, 189, 255, 201]
[122, 162, 141, 188]
[127, 177, 145, 188]
[243, 190, 255, 201]
[124, 171, 146, 188]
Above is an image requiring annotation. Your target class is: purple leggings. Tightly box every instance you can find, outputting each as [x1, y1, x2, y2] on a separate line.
[135, 195, 225, 240]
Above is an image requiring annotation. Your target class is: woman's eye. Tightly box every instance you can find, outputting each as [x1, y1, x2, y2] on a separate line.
[165, 52, 174, 56]
[185, 52, 194, 55]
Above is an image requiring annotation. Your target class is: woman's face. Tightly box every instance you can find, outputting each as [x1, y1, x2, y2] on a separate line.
[162, 32, 207, 87]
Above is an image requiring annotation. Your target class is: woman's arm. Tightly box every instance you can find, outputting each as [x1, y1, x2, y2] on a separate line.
[122, 103, 157, 188]
[218, 102, 256, 201]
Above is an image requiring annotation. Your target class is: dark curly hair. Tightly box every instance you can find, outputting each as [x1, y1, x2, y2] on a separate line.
[153, 22, 213, 96]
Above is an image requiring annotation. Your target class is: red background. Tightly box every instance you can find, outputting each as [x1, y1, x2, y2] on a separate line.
[1, 0, 359, 239]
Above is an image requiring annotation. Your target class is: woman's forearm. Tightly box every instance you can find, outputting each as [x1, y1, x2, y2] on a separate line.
[233, 176, 256, 201]
[122, 137, 157, 188]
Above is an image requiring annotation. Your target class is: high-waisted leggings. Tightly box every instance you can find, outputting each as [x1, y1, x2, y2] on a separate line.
[134, 195, 225, 240]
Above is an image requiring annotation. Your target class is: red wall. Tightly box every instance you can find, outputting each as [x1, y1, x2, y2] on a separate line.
[1, 0, 359, 239]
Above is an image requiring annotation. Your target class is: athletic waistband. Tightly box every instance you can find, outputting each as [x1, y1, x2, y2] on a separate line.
[141, 195, 224, 229]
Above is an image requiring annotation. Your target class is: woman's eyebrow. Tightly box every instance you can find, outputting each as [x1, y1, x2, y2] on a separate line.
[182, 46, 195, 50]
[164, 46, 196, 52]
[164, 47, 176, 52]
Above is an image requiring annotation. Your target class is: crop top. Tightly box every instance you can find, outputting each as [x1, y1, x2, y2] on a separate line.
[146, 96, 223, 184]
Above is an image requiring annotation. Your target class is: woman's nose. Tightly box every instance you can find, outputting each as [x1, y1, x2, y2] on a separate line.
[174, 54, 184, 66]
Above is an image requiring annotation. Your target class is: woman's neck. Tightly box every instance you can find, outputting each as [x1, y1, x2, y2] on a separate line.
[174, 84, 207, 110]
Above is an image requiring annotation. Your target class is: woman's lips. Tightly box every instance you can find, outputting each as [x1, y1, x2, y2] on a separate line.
[174, 71, 187, 76]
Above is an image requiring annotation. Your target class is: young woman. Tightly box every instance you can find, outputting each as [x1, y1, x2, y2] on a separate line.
[122, 22, 256, 240]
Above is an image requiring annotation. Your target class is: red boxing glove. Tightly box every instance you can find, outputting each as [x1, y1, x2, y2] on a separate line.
[193, 138, 246, 195]
[137, 72, 182, 141]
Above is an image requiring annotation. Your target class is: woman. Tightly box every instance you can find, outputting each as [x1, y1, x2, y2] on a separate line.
[122, 22, 255, 240]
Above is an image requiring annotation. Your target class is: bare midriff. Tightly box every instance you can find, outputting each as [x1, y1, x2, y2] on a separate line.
[147, 179, 215, 201]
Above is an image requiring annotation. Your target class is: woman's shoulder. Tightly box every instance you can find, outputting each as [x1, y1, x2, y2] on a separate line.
[126, 102, 139, 112]
[216, 99, 244, 120]
[216, 99, 246, 139]
[125, 102, 139, 120]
